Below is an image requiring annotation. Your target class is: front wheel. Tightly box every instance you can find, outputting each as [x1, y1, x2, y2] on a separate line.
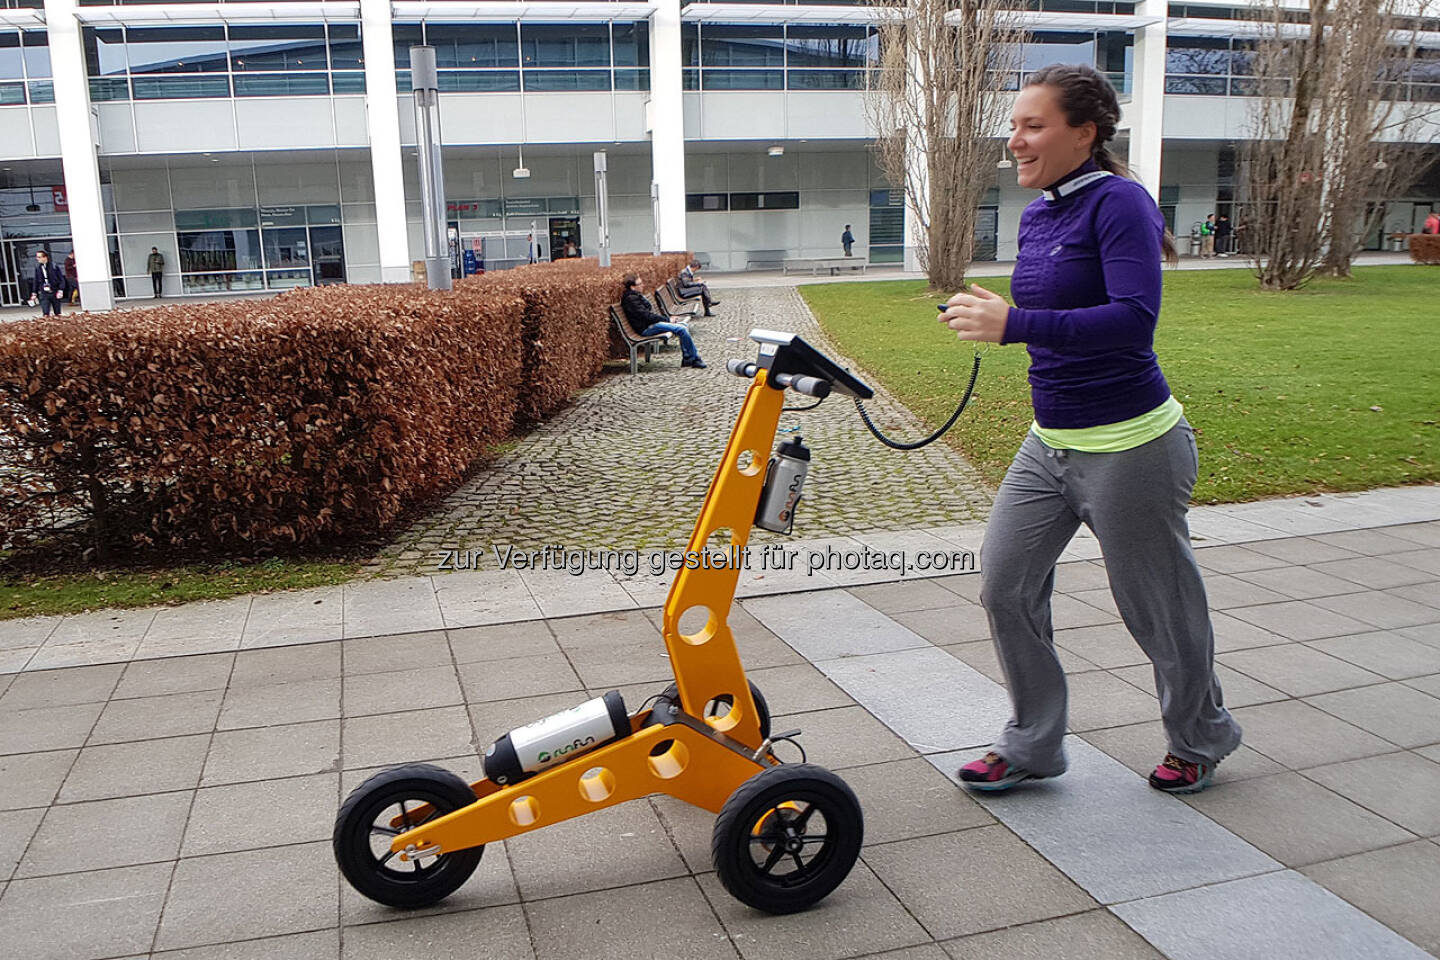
[711, 763, 863, 914]
[333, 763, 483, 909]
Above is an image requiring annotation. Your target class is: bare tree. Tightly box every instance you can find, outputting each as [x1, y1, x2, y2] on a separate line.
[865, 0, 1026, 292]
[1241, 0, 1438, 288]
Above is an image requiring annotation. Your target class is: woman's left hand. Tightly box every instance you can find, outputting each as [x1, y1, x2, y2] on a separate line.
[941, 284, 1010, 343]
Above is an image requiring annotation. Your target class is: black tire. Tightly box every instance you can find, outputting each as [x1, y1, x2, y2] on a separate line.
[658, 680, 771, 740]
[711, 763, 863, 914]
[333, 763, 483, 909]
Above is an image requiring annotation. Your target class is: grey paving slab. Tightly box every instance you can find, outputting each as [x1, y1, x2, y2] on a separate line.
[1192, 544, 1295, 575]
[1386, 548, 1440, 576]
[1225, 600, 1377, 642]
[564, 637, 676, 689]
[155, 841, 337, 951]
[0, 701, 104, 755]
[181, 772, 338, 857]
[113, 653, 235, 700]
[889, 601, 994, 645]
[135, 597, 251, 660]
[1230, 700, 1400, 768]
[0, 615, 60, 651]
[518, 566, 638, 619]
[1052, 560, 1113, 594]
[1078, 720, 1285, 783]
[1064, 671, 1164, 732]
[341, 631, 451, 676]
[941, 638, 1098, 686]
[1217, 644, 1386, 697]
[202, 720, 341, 786]
[526, 877, 732, 960]
[434, 569, 542, 628]
[456, 654, 581, 705]
[928, 737, 1279, 903]
[1208, 611, 1292, 653]
[341, 906, 532, 960]
[1310, 528, 1431, 556]
[1301, 840, 1440, 955]
[771, 704, 918, 770]
[1386, 521, 1440, 548]
[44, 607, 157, 648]
[838, 757, 994, 845]
[744, 661, 854, 714]
[941, 909, 1164, 960]
[869, 946, 951, 960]
[24, 636, 142, 670]
[1309, 556, 1435, 590]
[931, 572, 983, 603]
[1195, 573, 1291, 609]
[734, 560, 842, 598]
[848, 577, 975, 616]
[1309, 590, 1440, 630]
[1399, 622, 1440, 649]
[1231, 564, 1369, 601]
[0, 646, 35, 674]
[0, 748, 78, 810]
[1110, 869, 1433, 960]
[1053, 622, 1151, 669]
[1110, 662, 1286, 709]
[863, 826, 1097, 940]
[0, 662, 123, 709]
[17, 790, 191, 877]
[154, 929, 339, 960]
[647, 794, 718, 874]
[505, 798, 687, 900]
[60, 733, 209, 802]
[1386, 581, 1440, 609]
[1302, 751, 1440, 835]
[1307, 632, 1440, 680]
[343, 577, 443, 639]
[469, 692, 586, 745]
[218, 677, 341, 730]
[346, 664, 466, 716]
[448, 620, 560, 663]
[1245, 537, 1364, 566]
[744, 590, 932, 660]
[91, 689, 224, 744]
[1187, 513, 1293, 546]
[339, 832, 519, 925]
[0, 805, 42, 879]
[1210, 501, 1357, 537]
[698, 861, 932, 960]
[1181, 771, 1415, 867]
[240, 585, 343, 649]
[814, 646, 1011, 754]
[1305, 682, 1440, 748]
[341, 706, 476, 770]
[229, 642, 340, 687]
[0, 861, 173, 960]
[1050, 594, 1122, 629]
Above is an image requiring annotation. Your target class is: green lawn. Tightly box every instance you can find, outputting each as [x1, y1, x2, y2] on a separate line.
[800, 266, 1439, 503]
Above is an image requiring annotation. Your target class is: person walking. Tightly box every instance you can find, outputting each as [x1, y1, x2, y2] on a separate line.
[63, 252, 80, 304]
[841, 224, 855, 257]
[32, 251, 65, 317]
[940, 63, 1240, 796]
[1424, 210, 1439, 235]
[1215, 214, 1233, 257]
[1200, 214, 1216, 258]
[620, 274, 706, 369]
[147, 247, 165, 298]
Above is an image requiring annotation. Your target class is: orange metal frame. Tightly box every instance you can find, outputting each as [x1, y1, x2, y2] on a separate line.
[391, 371, 787, 860]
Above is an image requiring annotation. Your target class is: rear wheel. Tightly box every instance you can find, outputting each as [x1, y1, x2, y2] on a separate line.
[658, 680, 771, 739]
[333, 763, 482, 909]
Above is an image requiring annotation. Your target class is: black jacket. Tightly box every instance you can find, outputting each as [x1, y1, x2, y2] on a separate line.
[621, 288, 667, 331]
[32, 262, 63, 296]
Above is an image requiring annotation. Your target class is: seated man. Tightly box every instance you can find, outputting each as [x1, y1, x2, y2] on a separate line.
[621, 274, 706, 369]
[677, 261, 719, 316]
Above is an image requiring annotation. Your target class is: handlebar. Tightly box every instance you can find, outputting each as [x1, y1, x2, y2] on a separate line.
[725, 360, 831, 399]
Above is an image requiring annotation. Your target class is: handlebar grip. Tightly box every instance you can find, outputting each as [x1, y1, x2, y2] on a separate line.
[726, 359, 759, 378]
[771, 372, 831, 398]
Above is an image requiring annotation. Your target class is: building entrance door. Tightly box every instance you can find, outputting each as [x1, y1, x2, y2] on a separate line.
[548, 217, 580, 259]
[309, 226, 345, 285]
[3, 237, 74, 306]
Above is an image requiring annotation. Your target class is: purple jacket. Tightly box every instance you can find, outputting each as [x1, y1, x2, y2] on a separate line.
[1003, 161, 1171, 430]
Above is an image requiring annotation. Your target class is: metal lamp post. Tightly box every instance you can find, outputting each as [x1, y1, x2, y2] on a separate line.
[411, 46, 451, 290]
[594, 150, 611, 268]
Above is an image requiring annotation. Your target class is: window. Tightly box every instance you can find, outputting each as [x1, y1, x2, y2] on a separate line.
[686, 193, 729, 212]
[612, 22, 649, 67]
[228, 24, 326, 72]
[783, 25, 874, 69]
[1021, 32, 1096, 73]
[702, 24, 785, 68]
[730, 191, 800, 211]
[703, 69, 783, 90]
[1166, 36, 1229, 75]
[521, 23, 610, 68]
[126, 26, 229, 74]
[429, 23, 519, 68]
[439, 70, 519, 92]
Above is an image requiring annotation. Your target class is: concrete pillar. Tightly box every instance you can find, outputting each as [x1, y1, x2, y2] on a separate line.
[1129, 0, 1167, 201]
[43, 0, 112, 310]
[361, 0, 411, 283]
[649, 0, 687, 252]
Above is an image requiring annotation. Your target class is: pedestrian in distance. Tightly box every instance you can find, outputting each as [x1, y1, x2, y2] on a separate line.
[940, 63, 1240, 797]
[1424, 210, 1439, 235]
[841, 224, 855, 257]
[147, 247, 165, 298]
[1215, 214, 1233, 257]
[1200, 214, 1216, 258]
[63, 252, 79, 304]
[31, 251, 64, 317]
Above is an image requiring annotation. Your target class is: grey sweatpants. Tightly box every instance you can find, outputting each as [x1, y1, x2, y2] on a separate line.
[980, 420, 1242, 776]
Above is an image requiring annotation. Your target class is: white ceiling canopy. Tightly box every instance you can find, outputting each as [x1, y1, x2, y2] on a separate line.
[680, 3, 899, 24]
[0, 9, 45, 28]
[75, 3, 361, 25]
[392, 1, 654, 20]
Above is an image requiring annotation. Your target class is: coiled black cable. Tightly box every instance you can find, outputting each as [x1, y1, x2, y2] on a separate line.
[854, 353, 982, 451]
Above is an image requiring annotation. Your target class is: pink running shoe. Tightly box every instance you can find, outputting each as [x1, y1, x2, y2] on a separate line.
[957, 751, 1039, 792]
[1148, 753, 1215, 794]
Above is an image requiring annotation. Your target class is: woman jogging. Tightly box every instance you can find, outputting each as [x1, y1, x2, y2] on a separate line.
[939, 64, 1241, 796]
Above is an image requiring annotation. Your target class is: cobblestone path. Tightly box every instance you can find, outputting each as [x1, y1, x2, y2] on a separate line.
[369, 285, 994, 576]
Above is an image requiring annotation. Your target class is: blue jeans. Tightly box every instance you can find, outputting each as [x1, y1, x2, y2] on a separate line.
[639, 322, 698, 361]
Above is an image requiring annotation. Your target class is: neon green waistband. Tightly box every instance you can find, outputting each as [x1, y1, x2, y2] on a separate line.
[1030, 396, 1184, 453]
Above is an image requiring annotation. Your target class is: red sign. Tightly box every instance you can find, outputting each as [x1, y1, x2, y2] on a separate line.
[51, 186, 68, 211]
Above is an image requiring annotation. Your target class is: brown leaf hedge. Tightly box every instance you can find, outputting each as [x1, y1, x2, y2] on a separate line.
[0, 253, 689, 558]
[1409, 234, 1440, 264]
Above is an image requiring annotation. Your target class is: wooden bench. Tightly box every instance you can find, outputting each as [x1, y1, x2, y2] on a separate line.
[609, 305, 670, 374]
[782, 257, 869, 276]
[656, 282, 701, 318]
[745, 249, 787, 271]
